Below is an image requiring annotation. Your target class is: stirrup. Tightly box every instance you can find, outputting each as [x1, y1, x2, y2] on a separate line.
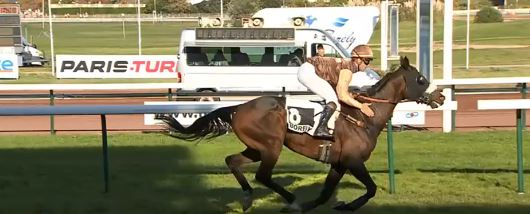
[314, 128, 334, 140]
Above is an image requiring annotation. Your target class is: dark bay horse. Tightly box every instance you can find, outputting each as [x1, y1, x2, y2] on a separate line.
[158, 57, 445, 213]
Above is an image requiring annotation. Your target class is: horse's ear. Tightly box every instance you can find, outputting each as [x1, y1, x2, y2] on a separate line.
[400, 56, 410, 69]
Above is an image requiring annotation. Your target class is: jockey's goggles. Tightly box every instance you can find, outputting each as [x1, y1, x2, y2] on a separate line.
[352, 57, 373, 65]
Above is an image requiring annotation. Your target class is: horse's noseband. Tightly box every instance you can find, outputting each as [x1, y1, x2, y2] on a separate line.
[416, 91, 443, 108]
[416, 92, 432, 105]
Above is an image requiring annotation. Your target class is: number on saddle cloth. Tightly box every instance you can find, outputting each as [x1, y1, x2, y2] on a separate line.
[285, 98, 337, 136]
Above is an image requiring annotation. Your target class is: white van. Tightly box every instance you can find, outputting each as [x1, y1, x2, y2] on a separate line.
[177, 27, 353, 93]
[177, 7, 380, 95]
[250, 6, 380, 54]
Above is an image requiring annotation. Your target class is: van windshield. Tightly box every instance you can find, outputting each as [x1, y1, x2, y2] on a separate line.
[184, 46, 305, 67]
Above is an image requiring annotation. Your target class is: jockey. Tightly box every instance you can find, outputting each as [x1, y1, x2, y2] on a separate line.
[297, 44, 376, 139]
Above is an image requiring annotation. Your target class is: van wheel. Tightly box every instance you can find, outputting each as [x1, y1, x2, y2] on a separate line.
[197, 89, 220, 101]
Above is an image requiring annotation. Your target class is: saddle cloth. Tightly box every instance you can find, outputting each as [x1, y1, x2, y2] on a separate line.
[285, 98, 339, 136]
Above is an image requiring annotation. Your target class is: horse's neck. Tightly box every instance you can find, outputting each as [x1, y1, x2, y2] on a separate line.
[365, 82, 403, 139]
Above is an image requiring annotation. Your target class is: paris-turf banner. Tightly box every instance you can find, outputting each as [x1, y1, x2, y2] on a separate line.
[56, 55, 180, 79]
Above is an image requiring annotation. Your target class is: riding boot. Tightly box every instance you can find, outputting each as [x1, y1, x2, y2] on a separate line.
[313, 102, 337, 140]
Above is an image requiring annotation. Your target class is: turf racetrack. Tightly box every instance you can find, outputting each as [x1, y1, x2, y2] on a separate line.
[0, 131, 529, 213]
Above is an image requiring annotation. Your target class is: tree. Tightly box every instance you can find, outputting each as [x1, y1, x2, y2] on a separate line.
[227, 0, 260, 18]
[190, 0, 232, 13]
[166, 0, 192, 14]
[260, 0, 282, 8]
[286, 0, 306, 7]
[329, 0, 349, 6]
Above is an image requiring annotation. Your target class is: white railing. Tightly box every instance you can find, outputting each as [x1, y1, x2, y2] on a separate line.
[477, 99, 529, 194]
[433, 77, 530, 132]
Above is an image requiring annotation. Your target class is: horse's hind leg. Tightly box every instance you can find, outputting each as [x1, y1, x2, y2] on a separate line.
[296, 164, 346, 213]
[225, 148, 260, 211]
[255, 150, 298, 210]
[333, 163, 377, 212]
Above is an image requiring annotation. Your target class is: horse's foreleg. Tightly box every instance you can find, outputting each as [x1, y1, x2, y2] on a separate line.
[333, 163, 377, 212]
[225, 148, 260, 211]
[297, 164, 345, 213]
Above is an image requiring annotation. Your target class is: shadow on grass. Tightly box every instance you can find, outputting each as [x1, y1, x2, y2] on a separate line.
[0, 145, 240, 213]
[0, 144, 325, 214]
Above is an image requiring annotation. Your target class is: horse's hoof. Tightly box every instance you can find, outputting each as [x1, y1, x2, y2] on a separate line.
[332, 201, 350, 211]
[242, 200, 252, 212]
[241, 191, 253, 212]
[280, 202, 302, 213]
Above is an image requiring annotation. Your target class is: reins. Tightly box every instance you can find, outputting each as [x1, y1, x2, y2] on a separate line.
[351, 92, 400, 105]
[356, 95, 398, 104]
[337, 111, 365, 127]
[338, 93, 411, 127]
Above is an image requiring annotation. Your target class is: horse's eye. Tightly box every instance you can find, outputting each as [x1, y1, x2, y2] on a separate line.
[417, 76, 427, 85]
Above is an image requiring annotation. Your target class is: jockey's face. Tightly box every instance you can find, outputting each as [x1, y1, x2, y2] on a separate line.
[353, 57, 371, 71]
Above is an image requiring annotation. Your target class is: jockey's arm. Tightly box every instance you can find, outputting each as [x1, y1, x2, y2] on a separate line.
[336, 69, 363, 109]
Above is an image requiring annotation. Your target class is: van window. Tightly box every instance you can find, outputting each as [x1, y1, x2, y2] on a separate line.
[184, 46, 304, 67]
[311, 43, 341, 58]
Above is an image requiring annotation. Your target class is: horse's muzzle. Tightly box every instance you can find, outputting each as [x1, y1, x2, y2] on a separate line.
[417, 89, 445, 108]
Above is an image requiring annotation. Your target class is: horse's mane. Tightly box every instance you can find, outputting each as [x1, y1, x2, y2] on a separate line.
[344, 66, 403, 129]
[366, 68, 399, 97]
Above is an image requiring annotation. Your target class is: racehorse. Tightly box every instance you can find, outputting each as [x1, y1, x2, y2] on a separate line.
[158, 56, 445, 213]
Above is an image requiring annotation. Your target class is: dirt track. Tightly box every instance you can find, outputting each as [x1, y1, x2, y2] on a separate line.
[0, 91, 527, 134]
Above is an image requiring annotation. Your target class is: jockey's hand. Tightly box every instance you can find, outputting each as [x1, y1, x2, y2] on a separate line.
[360, 103, 375, 117]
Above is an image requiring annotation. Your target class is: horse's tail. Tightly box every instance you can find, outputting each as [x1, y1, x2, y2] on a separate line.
[158, 105, 238, 141]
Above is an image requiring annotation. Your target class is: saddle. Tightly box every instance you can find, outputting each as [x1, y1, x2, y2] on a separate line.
[285, 97, 366, 136]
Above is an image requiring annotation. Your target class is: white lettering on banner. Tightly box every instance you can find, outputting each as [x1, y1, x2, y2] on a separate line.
[145, 111, 207, 127]
[0, 54, 19, 79]
[56, 55, 181, 79]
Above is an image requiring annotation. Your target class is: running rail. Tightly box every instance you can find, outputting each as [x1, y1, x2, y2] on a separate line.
[0, 102, 240, 193]
[0, 100, 456, 194]
[478, 99, 530, 194]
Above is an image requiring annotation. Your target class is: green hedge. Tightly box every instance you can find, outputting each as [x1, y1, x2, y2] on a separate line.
[474, 6, 504, 23]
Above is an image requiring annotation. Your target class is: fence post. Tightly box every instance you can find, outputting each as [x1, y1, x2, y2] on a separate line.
[100, 114, 110, 193]
[521, 83, 527, 130]
[49, 90, 55, 135]
[516, 109, 525, 194]
[168, 88, 173, 101]
[387, 119, 396, 194]
[451, 85, 456, 131]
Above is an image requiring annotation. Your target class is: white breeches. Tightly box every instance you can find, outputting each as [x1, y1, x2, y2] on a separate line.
[297, 62, 339, 106]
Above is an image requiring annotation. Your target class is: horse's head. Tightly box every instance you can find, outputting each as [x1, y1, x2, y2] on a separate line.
[368, 56, 444, 108]
[396, 56, 445, 108]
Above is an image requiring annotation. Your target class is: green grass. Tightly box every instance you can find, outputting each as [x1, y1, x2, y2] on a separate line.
[9, 19, 529, 83]
[23, 22, 195, 55]
[370, 20, 530, 46]
[0, 131, 529, 213]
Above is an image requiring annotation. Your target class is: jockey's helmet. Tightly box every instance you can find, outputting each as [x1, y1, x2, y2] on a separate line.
[351, 44, 373, 59]
[351, 44, 373, 65]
